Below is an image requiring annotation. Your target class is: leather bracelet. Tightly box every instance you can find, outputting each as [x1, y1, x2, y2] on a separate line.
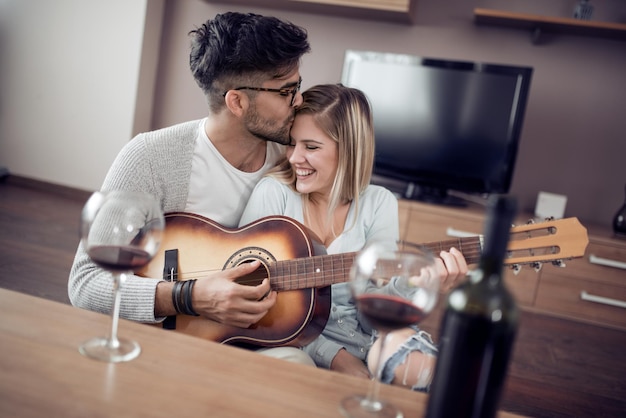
[171, 280, 184, 314]
[171, 280, 200, 316]
[183, 279, 200, 317]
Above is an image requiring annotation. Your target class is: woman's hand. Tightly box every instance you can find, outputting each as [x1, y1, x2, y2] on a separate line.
[436, 247, 469, 292]
[330, 349, 371, 379]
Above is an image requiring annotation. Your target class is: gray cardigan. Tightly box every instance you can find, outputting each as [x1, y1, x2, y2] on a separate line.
[68, 120, 199, 322]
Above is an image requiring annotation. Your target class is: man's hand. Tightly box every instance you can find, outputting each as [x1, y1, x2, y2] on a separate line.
[192, 260, 276, 327]
[156, 260, 276, 328]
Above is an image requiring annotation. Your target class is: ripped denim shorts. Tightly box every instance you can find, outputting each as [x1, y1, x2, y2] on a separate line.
[379, 326, 438, 392]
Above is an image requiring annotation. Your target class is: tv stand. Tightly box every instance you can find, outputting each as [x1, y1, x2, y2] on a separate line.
[369, 174, 490, 208]
[404, 184, 468, 207]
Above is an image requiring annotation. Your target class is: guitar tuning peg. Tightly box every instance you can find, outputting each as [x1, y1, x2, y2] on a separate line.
[532, 262, 543, 272]
[544, 216, 555, 221]
[511, 264, 521, 275]
[552, 259, 566, 268]
[525, 218, 535, 224]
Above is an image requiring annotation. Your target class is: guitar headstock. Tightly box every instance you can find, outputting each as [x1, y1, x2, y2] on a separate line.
[506, 217, 589, 272]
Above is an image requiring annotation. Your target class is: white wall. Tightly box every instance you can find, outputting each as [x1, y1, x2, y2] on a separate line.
[150, 0, 626, 227]
[0, 0, 162, 191]
[1, 0, 625, 226]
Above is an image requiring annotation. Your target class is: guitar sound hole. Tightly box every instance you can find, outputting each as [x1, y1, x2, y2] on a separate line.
[224, 247, 275, 287]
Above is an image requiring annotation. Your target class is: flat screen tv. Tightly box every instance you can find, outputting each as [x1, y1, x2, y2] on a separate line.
[341, 50, 533, 206]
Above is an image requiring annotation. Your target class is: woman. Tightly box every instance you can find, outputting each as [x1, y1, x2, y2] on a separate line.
[239, 84, 467, 390]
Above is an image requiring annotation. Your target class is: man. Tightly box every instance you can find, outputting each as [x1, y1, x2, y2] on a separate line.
[69, 12, 313, 363]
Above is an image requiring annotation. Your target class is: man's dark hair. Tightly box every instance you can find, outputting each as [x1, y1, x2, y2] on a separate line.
[189, 12, 310, 111]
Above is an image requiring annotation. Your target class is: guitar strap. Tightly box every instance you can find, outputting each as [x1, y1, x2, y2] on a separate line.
[162, 249, 179, 330]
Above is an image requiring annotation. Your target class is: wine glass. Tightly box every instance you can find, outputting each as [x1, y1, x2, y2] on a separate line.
[340, 241, 440, 418]
[78, 190, 164, 362]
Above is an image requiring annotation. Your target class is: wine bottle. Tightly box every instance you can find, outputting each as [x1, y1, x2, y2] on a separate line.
[425, 195, 520, 418]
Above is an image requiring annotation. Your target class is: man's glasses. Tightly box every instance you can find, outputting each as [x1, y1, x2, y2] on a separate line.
[223, 78, 302, 106]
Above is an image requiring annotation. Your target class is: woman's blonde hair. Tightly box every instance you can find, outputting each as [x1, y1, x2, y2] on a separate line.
[268, 84, 375, 233]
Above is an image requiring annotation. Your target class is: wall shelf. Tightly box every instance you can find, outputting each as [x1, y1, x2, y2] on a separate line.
[205, 0, 416, 24]
[474, 8, 626, 43]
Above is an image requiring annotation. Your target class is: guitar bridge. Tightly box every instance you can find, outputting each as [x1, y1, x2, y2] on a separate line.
[163, 249, 179, 330]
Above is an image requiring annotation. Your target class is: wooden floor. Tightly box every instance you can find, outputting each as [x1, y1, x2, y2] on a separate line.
[1, 176, 625, 418]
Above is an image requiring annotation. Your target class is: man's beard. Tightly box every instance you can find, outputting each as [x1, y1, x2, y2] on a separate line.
[244, 107, 293, 146]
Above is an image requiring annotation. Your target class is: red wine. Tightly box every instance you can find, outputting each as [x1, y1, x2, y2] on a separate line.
[88, 245, 151, 271]
[426, 195, 519, 418]
[356, 294, 425, 332]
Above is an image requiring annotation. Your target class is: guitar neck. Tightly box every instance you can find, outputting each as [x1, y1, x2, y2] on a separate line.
[269, 236, 483, 291]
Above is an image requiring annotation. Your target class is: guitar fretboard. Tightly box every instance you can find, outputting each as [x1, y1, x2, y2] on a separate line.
[267, 236, 483, 291]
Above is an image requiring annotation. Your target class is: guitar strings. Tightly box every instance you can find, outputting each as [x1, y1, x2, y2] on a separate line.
[149, 240, 485, 288]
[139, 218, 572, 285]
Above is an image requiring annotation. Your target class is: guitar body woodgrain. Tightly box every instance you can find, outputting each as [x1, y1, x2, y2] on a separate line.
[138, 212, 588, 348]
[139, 212, 331, 348]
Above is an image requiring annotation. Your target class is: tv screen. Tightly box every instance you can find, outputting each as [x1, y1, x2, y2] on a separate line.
[341, 50, 533, 206]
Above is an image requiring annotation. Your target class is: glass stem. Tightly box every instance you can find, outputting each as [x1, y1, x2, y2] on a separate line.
[108, 272, 123, 349]
[365, 331, 389, 410]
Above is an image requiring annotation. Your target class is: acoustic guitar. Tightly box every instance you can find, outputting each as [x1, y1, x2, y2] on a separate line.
[138, 212, 588, 348]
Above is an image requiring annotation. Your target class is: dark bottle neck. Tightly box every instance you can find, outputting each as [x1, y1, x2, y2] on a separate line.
[476, 258, 505, 280]
[480, 195, 517, 268]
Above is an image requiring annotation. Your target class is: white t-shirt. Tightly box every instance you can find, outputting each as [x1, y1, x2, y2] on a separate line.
[185, 119, 285, 227]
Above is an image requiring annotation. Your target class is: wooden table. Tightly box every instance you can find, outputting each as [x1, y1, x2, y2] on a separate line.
[0, 289, 523, 417]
